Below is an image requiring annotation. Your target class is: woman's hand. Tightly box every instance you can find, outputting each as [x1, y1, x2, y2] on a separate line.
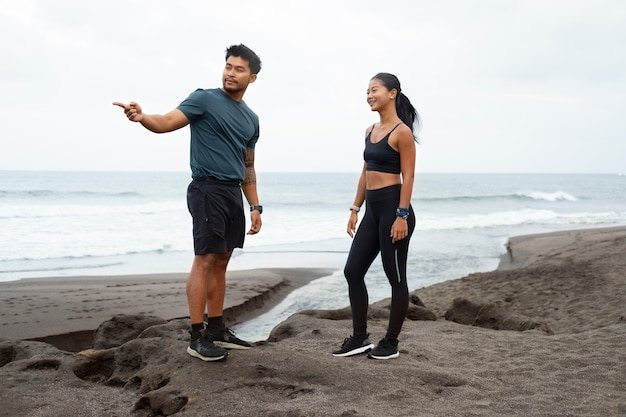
[347, 211, 359, 237]
[390, 217, 408, 243]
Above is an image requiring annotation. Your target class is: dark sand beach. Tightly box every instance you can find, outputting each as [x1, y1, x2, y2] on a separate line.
[0, 268, 333, 350]
[1, 226, 625, 417]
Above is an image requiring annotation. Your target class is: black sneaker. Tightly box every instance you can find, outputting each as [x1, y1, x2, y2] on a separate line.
[208, 326, 252, 350]
[367, 337, 399, 360]
[332, 334, 375, 357]
[187, 331, 228, 361]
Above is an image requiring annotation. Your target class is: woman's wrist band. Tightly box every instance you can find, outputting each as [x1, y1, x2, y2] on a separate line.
[350, 205, 361, 212]
[396, 207, 409, 219]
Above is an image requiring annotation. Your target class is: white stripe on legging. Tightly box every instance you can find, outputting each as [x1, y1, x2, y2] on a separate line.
[394, 249, 401, 283]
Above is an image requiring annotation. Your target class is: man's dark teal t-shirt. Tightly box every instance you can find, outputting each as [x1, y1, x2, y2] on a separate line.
[177, 88, 259, 181]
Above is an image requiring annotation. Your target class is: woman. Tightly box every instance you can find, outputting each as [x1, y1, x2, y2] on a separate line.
[333, 72, 420, 360]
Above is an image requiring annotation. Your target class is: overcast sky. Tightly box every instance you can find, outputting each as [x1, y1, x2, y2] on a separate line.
[1, 0, 625, 174]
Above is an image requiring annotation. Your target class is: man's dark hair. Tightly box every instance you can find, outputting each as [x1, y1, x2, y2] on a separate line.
[226, 44, 262, 75]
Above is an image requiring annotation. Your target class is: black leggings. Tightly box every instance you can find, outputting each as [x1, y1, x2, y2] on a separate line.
[343, 184, 415, 340]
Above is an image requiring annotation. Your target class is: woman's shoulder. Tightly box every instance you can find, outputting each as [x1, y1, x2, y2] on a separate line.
[390, 122, 413, 138]
[364, 123, 376, 136]
[389, 123, 415, 148]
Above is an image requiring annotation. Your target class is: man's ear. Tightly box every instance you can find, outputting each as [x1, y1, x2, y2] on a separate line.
[249, 74, 257, 84]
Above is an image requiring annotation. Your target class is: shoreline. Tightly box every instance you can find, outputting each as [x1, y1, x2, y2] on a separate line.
[0, 267, 335, 346]
[1, 225, 624, 344]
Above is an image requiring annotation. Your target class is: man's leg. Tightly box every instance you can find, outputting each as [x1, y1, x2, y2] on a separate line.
[186, 253, 222, 324]
[185, 253, 229, 361]
[205, 251, 232, 317]
[202, 251, 252, 349]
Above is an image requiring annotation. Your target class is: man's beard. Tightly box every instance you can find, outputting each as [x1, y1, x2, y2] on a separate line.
[223, 80, 244, 94]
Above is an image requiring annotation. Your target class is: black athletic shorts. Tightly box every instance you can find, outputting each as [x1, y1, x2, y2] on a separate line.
[186, 177, 245, 255]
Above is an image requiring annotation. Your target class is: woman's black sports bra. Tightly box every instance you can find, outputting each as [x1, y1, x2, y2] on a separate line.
[363, 123, 401, 174]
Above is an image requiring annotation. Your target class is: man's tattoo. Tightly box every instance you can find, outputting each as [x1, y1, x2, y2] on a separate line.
[243, 148, 256, 186]
[243, 169, 256, 186]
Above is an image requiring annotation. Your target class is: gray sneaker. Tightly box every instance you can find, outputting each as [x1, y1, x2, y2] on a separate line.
[187, 331, 228, 361]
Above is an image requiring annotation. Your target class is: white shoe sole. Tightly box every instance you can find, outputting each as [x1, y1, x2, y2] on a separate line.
[367, 352, 400, 360]
[332, 343, 375, 357]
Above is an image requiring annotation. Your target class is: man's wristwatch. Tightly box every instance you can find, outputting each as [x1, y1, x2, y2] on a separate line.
[250, 205, 263, 214]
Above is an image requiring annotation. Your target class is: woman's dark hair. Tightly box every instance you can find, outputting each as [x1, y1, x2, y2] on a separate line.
[226, 44, 262, 75]
[371, 72, 421, 142]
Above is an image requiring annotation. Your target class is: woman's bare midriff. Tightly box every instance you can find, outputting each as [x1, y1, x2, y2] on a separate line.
[365, 171, 401, 190]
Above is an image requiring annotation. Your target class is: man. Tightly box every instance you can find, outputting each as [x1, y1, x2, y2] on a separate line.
[113, 44, 263, 362]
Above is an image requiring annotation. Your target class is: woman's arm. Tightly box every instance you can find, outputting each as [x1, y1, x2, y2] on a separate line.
[347, 162, 367, 238]
[390, 126, 416, 243]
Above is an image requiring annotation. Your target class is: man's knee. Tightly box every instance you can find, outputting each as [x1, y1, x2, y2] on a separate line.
[195, 252, 231, 269]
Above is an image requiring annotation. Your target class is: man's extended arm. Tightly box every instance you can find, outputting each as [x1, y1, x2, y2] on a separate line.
[113, 101, 189, 133]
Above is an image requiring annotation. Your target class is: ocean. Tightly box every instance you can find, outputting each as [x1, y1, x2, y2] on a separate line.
[1, 171, 625, 341]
